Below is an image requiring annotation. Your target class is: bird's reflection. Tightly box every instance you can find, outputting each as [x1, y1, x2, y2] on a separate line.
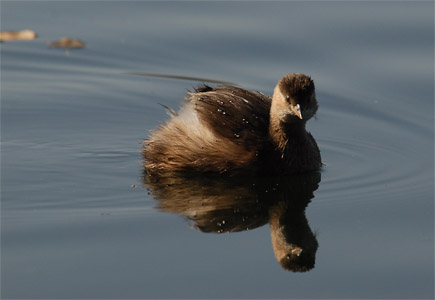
[143, 171, 321, 272]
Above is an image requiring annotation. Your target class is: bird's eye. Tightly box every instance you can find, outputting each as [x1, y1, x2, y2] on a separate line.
[285, 95, 290, 102]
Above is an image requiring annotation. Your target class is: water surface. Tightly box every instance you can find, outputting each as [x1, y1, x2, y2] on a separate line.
[2, 1, 434, 299]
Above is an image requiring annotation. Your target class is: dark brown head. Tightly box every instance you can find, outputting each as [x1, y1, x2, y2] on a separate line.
[271, 73, 318, 123]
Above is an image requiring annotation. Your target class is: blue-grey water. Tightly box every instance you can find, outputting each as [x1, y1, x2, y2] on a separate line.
[1, 2, 434, 299]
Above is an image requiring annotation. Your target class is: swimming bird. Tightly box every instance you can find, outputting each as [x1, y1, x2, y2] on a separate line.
[143, 73, 321, 176]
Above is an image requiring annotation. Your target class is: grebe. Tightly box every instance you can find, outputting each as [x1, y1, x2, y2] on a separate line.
[143, 73, 321, 176]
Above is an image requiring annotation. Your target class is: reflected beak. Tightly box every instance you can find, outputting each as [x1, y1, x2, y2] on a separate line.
[291, 247, 303, 257]
[291, 104, 303, 119]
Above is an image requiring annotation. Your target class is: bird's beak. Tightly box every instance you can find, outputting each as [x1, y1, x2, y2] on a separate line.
[291, 247, 303, 257]
[291, 104, 303, 119]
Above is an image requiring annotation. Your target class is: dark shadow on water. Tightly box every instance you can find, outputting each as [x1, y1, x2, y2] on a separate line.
[143, 171, 321, 272]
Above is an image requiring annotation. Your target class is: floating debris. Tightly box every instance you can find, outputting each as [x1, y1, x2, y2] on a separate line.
[0, 29, 36, 42]
[49, 37, 85, 49]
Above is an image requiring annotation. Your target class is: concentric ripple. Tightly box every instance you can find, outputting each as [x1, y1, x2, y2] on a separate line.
[313, 97, 433, 206]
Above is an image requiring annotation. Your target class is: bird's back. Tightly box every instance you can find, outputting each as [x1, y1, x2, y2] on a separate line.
[188, 85, 271, 150]
[143, 85, 272, 176]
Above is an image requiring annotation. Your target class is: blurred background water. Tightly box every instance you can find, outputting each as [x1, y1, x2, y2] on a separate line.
[1, 1, 434, 299]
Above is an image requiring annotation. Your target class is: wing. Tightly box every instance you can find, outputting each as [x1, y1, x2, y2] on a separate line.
[187, 85, 271, 150]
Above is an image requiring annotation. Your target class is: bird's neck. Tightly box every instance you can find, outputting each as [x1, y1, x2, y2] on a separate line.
[269, 90, 307, 152]
[269, 114, 306, 152]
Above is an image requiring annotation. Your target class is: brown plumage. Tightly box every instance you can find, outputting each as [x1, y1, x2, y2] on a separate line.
[143, 73, 321, 176]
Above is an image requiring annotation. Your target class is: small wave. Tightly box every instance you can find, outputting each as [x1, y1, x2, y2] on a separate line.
[315, 101, 432, 206]
[124, 72, 236, 85]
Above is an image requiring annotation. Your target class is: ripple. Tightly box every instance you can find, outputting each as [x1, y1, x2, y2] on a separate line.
[78, 151, 131, 158]
[124, 72, 236, 85]
[319, 138, 430, 206]
[314, 100, 432, 206]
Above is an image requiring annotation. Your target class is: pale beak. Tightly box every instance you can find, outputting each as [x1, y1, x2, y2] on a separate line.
[291, 104, 303, 119]
[291, 247, 303, 257]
